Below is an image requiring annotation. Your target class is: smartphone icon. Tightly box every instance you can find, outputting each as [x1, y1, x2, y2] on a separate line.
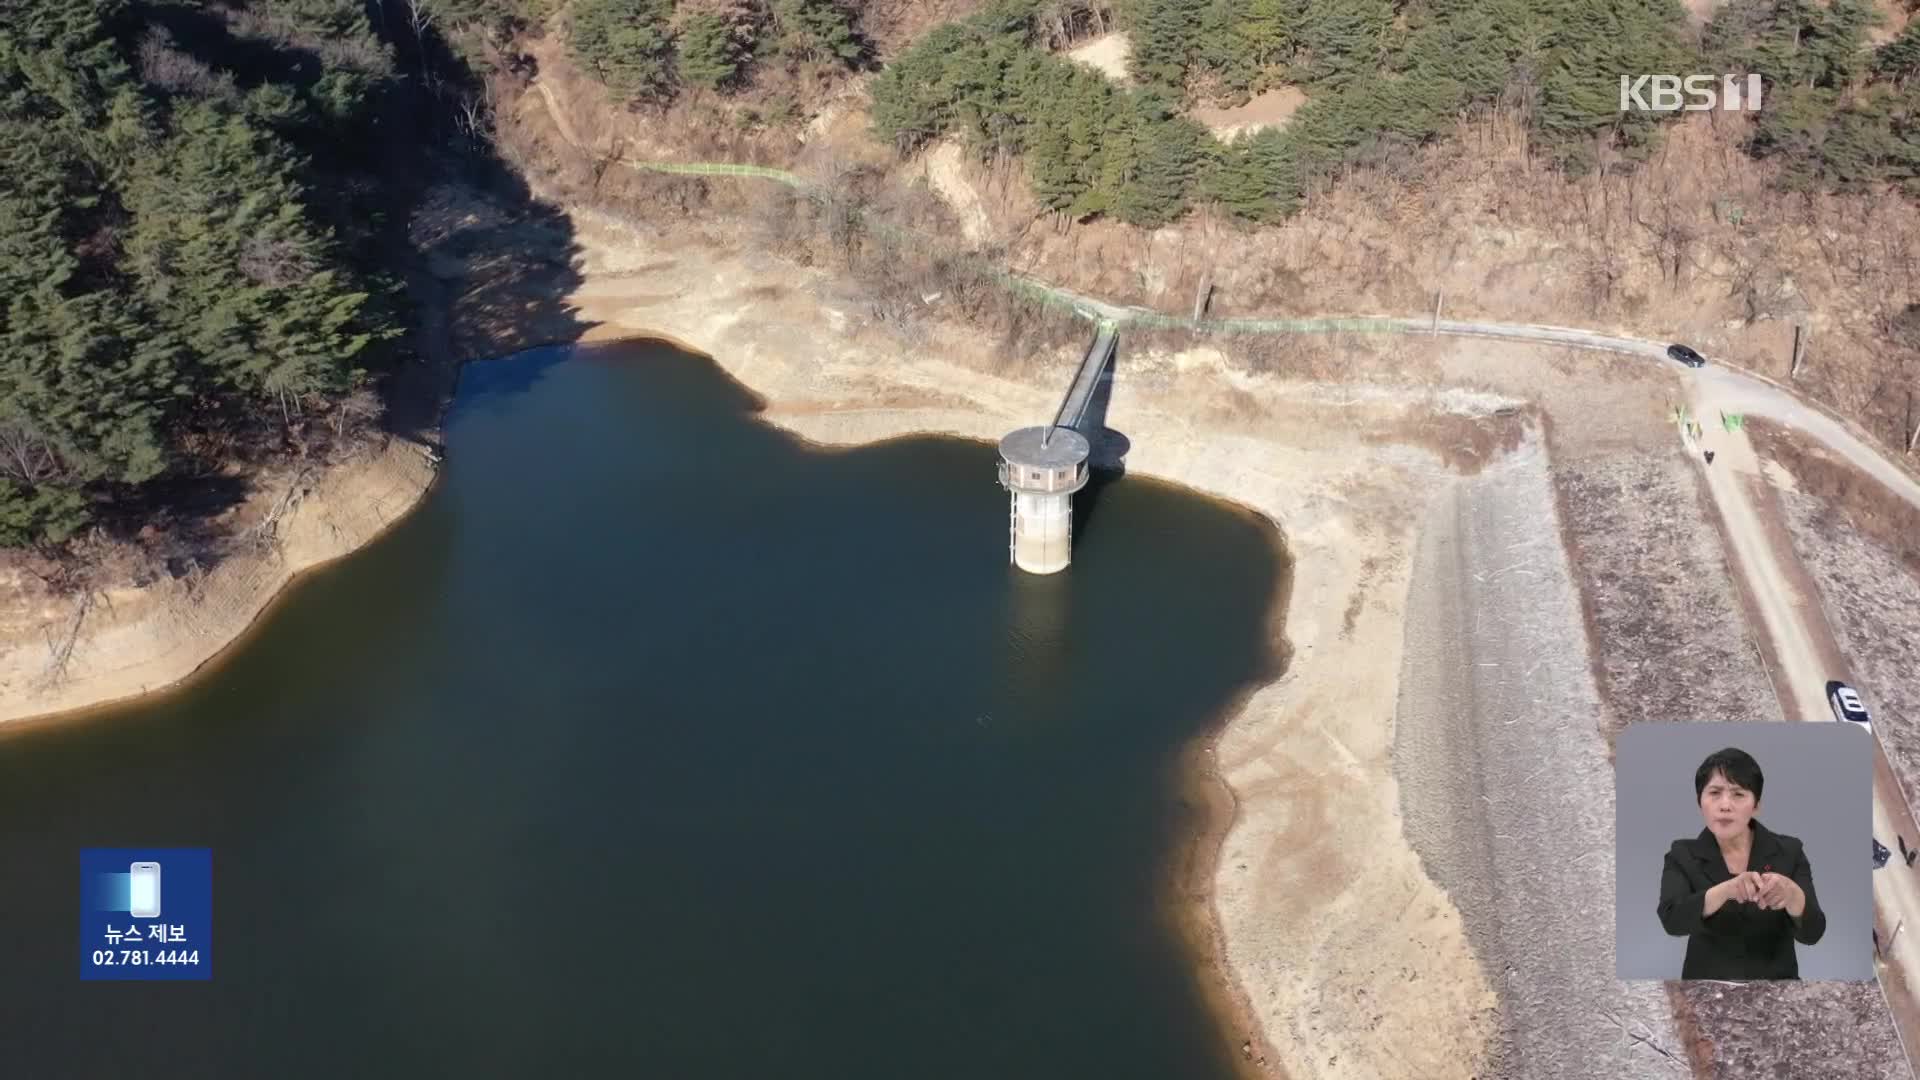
[129, 862, 161, 919]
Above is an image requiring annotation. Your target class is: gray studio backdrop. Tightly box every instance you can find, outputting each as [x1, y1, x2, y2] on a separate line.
[1616, 722, 1873, 981]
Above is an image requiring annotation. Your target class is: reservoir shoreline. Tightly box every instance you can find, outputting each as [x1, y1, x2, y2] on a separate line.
[0, 192, 1506, 1076]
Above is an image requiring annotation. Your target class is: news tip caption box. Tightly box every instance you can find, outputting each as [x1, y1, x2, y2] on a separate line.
[80, 848, 212, 981]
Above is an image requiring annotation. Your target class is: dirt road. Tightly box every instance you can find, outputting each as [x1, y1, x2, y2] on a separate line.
[1692, 365, 1920, 515]
[1688, 375, 1920, 1066]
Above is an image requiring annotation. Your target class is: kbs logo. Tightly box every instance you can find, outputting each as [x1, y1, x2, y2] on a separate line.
[1619, 74, 1763, 113]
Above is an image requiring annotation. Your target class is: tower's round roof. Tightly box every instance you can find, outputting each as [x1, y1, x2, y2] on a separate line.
[998, 426, 1090, 467]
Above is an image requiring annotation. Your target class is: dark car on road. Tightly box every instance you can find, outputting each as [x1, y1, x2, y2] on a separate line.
[1828, 680, 1873, 729]
[1667, 343, 1707, 368]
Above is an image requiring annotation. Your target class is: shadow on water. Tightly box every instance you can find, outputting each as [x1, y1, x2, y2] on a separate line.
[27, 2, 591, 581]
[447, 342, 577, 410]
[0, 341, 1290, 1080]
[139, 0, 595, 450]
[1074, 463, 1125, 545]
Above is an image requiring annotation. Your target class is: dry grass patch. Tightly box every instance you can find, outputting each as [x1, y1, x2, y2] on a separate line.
[1549, 447, 1906, 1074]
[1679, 982, 1908, 1077]
[1552, 453, 1782, 744]
[1064, 32, 1130, 82]
[1190, 87, 1307, 141]
[1761, 416, 1920, 811]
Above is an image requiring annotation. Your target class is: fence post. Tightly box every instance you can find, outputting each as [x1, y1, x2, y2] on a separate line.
[1432, 291, 1442, 334]
[1193, 276, 1213, 322]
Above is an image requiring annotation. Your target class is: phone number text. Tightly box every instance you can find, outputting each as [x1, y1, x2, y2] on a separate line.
[89, 949, 201, 966]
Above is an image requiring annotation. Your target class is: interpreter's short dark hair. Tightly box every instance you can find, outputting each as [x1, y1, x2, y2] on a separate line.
[1694, 747, 1764, 802]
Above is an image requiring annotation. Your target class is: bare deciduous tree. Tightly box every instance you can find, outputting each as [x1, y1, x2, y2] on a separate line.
[329, 386, 384, 442]
[455, 91, 492, 148]
[1889, 307, 1920, 453]
[1033, 0, 1084, 52]
[138, 28, 239, 100]
[405, 0, 434, 41]
[0, 418, 67, 486]
[239, 234, 320, 287]
[224, 8, 393, 75]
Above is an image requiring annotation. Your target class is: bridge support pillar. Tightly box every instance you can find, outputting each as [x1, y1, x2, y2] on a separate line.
[997, 426, 1091, 575]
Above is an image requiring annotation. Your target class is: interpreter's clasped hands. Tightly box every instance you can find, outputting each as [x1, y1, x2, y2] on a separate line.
[1728, 870, 1804, 913]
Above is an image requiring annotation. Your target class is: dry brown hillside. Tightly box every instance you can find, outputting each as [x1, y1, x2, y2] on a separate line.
[503, 30, 1920, 470]
[998, 112, 1920, 455]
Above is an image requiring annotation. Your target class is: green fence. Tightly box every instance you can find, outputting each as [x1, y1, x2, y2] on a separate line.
[634, 162, 809, 185]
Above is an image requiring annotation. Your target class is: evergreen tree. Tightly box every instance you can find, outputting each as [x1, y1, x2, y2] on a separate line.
[1402, 3, 1509, 104]
[569, 0, 678, 102]
[124, 104, 377, 407]
[1191, 0, 1256, 95]
[1130, 0, 1203, 93]
[0, 0, 405, 545]
[1876, 20, 1920, 89]
[0, 477, 90, 547]
[1751, 85, 1840, 190]
[1535, 58, 1623, 173]
[870, 0, 1920, 237]
[425, 0, 556, 41]
[677, 11, 749, 91]
[1060, 75, 1112, 215]
[1802, 0, 1879, 90]
[769, 0, 864, 66]
[1530, 0, 1688, 171]
[1236, 0, 1298, 81]
[1888, 83, 1920, 193]
[1295, 0, 1392, 90]
[1200, 134, 1265, 218]
[1112, 89, 1202, 225]
[869, 33, 962, 151]
[1820, 94, 1902, 191]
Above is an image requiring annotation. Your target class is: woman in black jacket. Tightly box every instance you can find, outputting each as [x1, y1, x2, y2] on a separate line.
[1657, 747, 1826, 980]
